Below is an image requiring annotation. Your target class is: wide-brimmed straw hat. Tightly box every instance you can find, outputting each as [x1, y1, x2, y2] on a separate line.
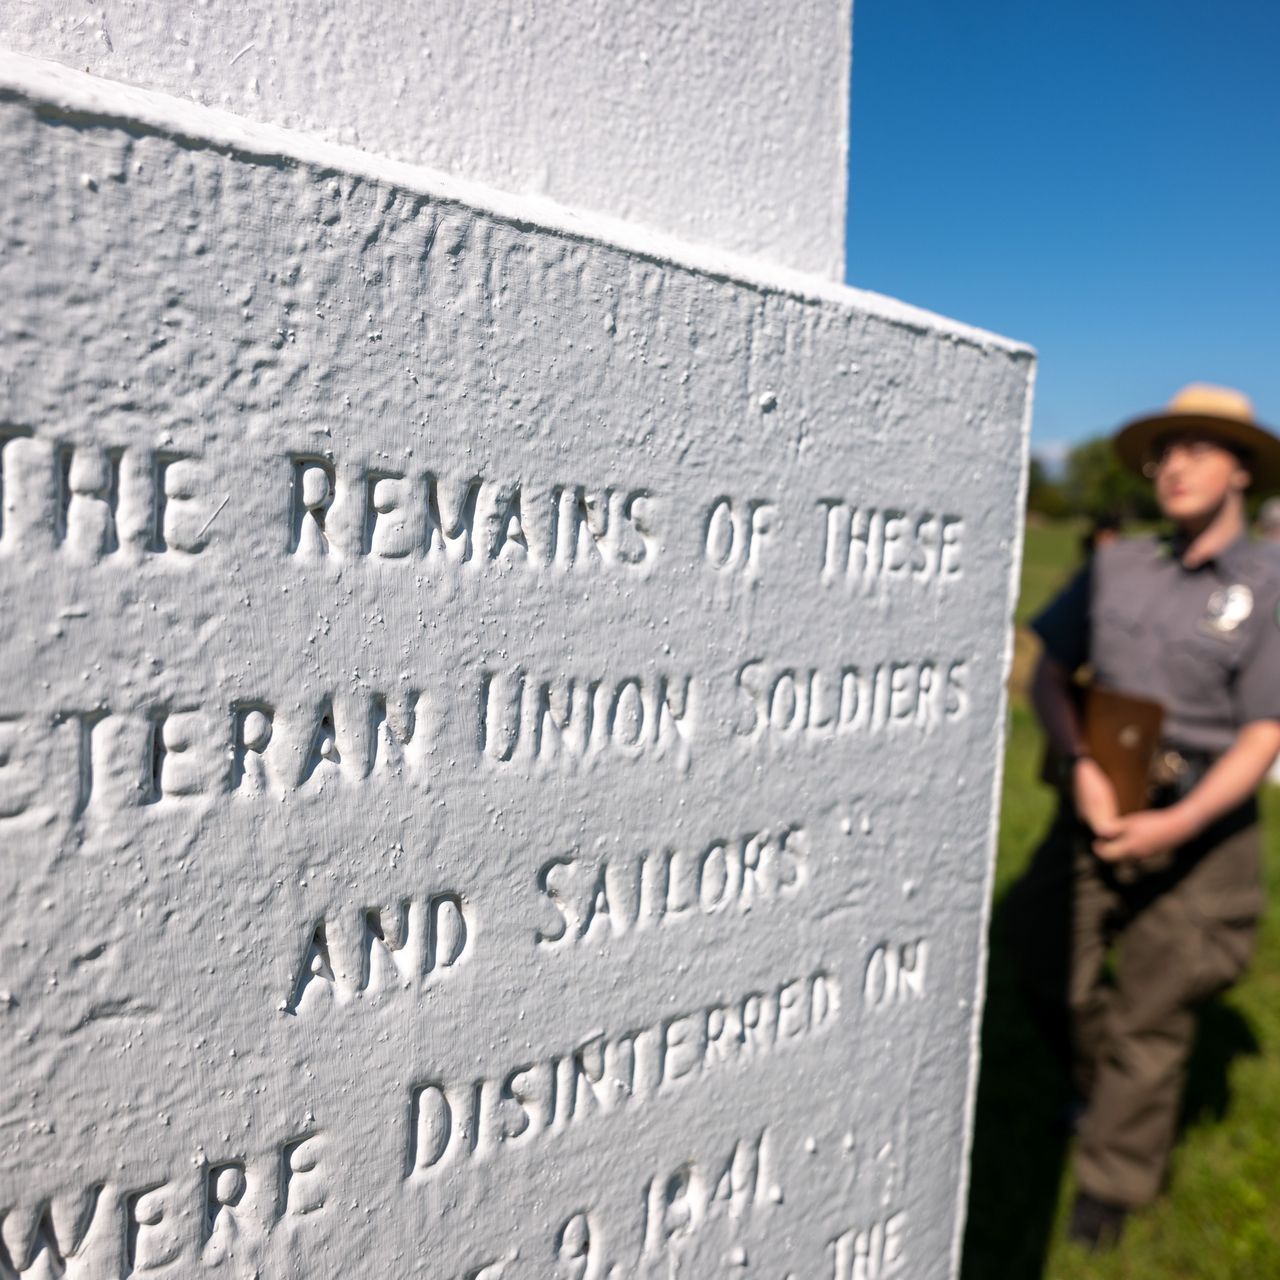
[1114, 383, 1280, 492]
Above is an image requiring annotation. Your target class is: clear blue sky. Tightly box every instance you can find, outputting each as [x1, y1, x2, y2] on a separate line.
[845, 0, 1280, 462]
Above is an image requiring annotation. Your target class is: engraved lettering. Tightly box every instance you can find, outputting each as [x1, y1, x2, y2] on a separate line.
[642, 1130, 772, 1258]
[279, 1134, 326, 1216]
[1, 1132, 327, 1275]
[0, 1185, 104, 1276]
[368, 690, 429, 776]
[149, 452, 208, 554]
[0, 716, 36, 821]
[864, 941, 929, 1007]
[61, 707, 108, 819]
[735, 661, 969, 738]
[819, 501, 963, 587]
[6, 691, 436, 819]
[425, 472, 482, 563]
[536, 827, 808, 947]
[482, 671, 694, 766]
[828, 1210, 907, 1280]
[58, 444, 123, 559]
[490, 484, 529, 564]
[0, 426, 32, 545]
[289, 892, 470, 1014]
[231, 703, 274, 793]
[125, 1181, 182, 1274]
[290, 456, 334, 555]
[704, 496, 774, 573]
[282, 457, 658, 571]
[427, 893, 468, 972]
[288, 921, 336, 1013]
[0, 438, 214, 557]
[566, 486, 610, 566]
[143, 707, 206, 802]
[617, 489, 655, 564]
[555, 1210, 597, 1280]
[460, 1259, 510, 1280]
[406, 973, 837, 1177]
[203, 1161, 247, 1259]
[364, 470, 413, 558]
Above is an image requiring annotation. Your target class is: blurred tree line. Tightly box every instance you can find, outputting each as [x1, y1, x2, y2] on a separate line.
[1027, 437, 1160, 521]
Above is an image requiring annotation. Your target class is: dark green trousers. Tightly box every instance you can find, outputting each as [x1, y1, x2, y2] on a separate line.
[1005, 800, 1262, 1207]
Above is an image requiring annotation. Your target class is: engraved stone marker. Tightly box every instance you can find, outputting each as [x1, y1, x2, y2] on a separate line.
[2, 0, 854, 278]
[0, 55, 1033, 1280]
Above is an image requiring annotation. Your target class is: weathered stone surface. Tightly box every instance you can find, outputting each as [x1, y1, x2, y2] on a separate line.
[1, 0, 853, 279]
[0, 57, 1031, 1280]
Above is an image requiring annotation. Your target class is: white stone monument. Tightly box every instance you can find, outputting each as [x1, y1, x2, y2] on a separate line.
[0, 0, 852, 278]
[0, 14, 1033, 1280]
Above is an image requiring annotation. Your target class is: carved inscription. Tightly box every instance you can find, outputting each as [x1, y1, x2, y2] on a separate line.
[0, 715, 37, 821]
[827, 1211, 907, 1280]
[287, 893, 471, 1014]
[435, 1130, 779, 1277]
[480, 672, 693, 766]
[0, 651, 979, 821]
[703, 496, 776, 575]
[818, 501, 962, 585]
[0, 82, 1036, 1280]
[0, 437, 213, 558]
[735, 661, 968, 737]
[407, 973, 839, 1178]
[0, 432, 987, 604]
[0, 427, 31, 544]
[0, 1132, 326, 1276]
[0, 692, 431, 820]
[863, 942, 928, 1008]
[289, 459, 657, 569]
[535, 827, 808, 946]
[640, 1129, 775, 1259]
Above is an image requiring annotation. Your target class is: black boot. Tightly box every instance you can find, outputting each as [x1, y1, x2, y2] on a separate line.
[1068, 1191, 1128, 1250]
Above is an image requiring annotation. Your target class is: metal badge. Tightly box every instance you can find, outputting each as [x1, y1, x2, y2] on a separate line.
[1204, 583, 1254, 634]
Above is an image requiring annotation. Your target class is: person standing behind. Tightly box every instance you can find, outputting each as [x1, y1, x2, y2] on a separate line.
[1262, 499, 1280, 785]
[1258, 495, 1280, 553]
[1007, 384, 1280, 1249]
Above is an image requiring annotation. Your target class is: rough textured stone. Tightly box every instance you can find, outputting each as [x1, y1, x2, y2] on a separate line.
[0, 56, 1031, 1280]
[0, 0, 853, 279]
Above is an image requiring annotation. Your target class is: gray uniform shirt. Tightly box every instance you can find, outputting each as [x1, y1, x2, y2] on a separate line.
[1034, 534, 1280, 755]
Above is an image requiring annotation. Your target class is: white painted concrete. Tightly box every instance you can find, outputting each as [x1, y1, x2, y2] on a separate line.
[0, 0, 853, 279]
[0, 52, 1031, 1280]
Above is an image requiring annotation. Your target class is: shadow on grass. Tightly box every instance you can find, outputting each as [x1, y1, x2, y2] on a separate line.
[961, 888, 1262, 1280]
[1180, 997, 1261, 1131]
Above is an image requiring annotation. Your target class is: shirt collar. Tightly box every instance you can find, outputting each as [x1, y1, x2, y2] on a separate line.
[1164, 530, 1254, 578]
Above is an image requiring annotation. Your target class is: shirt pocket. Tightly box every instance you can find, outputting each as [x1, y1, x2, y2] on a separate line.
[1094, 601, 1145, 636]
[1163, 631, 1239, 702]
[1091, 602, 1147, 683]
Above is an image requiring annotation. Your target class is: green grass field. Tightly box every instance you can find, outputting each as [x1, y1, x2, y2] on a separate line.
[960, 522, 1280, 1280]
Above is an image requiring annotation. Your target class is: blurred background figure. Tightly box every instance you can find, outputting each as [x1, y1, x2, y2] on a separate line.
[1005, 385, 1280, 1252]
[1257, 496, 1280, 551]
[1081, 512, 1124, 559]
[848, 3, 1280, 1271]
[1266, 500, 1280, 787]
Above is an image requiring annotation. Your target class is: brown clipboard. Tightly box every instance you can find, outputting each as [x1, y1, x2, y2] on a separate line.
[1083, 685, 1165, 815]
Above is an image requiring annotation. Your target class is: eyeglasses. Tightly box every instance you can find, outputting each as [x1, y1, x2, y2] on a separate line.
[1143, 437, 1233, 477]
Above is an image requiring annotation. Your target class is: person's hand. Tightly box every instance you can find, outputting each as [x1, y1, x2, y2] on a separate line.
[1072, 757, 1121, 839]
[1091, 807, 1193, 862]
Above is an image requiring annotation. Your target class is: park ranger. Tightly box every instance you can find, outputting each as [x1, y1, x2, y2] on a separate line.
[1008, 383, 1280, 1249]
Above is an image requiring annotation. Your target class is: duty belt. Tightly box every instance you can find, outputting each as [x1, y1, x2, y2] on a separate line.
[1150, 746, 1218, 800]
